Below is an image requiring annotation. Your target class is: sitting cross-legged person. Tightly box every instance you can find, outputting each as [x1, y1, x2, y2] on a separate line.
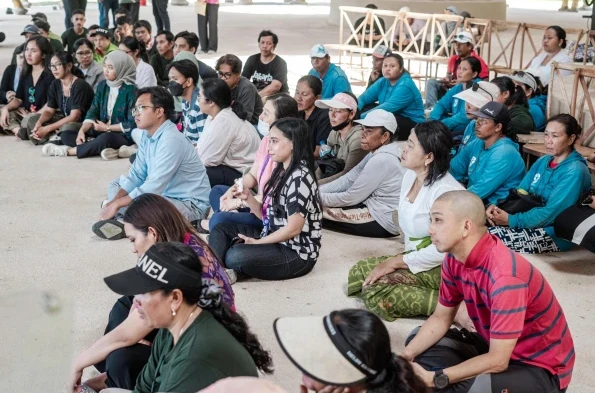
[347, 121, 464, 321]
[71, 193, 235, 393]
[357, 53, 425, 141]
[429, 57, 482, 134]
[25, 51, 94, 145]
[199, 93, 299, 234]
[42, 50, 137, 159]
[72, 38, 106, 92]
[196, 78, 261, 187]
[487, 114, 591, 254]
[96, 242, 273, 393]
[307, 44, 351, 99]
[320, 109, 405, 238]
[449, 102, 526, 206]
[314, 92, 367, 185]
[295, 75, 332, 158]
[402, 190, 575, 393]
[209, 118, 322, 281]
[92, 86, 211, 240]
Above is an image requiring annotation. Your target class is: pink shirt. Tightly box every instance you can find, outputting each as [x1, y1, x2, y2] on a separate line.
[251, 136, 275, 196]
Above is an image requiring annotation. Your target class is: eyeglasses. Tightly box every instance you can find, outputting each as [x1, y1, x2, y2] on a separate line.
[132, 105, 156, 116]
[217, 71, 233, 80]
[471, 83, 493, 101]
[75, 50, 93, 57]
[28, 87, 35, 103]
[476, 118, 494, 126]
[49, 63, 63, 71]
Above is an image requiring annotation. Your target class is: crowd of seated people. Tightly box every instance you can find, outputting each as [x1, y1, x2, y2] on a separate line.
[1, 15, 593, 393]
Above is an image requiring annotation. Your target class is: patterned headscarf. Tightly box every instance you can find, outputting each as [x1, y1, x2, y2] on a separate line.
[105, 50, 137, 88]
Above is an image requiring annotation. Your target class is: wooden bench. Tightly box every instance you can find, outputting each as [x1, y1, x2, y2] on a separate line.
[517, 132, 545, 145]
[522, 143, 595, 174]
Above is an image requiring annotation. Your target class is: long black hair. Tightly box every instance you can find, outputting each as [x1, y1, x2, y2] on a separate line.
[263, 117, 319, 206]
[491, 76, 529, 108]
[51, 51, 85, 79]
[413, 121, 453, 186]
[333, 309, 428, 393]
[120, 36, 149, 62]
[156, 242, 273, 374]
[201, 77, 248, 121]
[22, 35, 54, 76]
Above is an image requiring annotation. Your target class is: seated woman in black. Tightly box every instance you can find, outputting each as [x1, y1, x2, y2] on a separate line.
[295, 75, 332, 159]
[42, 50, 137, 159]
[25, 51, 95, 145]
[0, 46, 24, 106]
[0, 36, 55, 137]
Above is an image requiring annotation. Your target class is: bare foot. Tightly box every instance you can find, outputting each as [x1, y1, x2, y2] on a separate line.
[454, 306, 476, 332]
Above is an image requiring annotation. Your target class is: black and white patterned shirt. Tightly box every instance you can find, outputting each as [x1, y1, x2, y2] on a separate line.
[261, 163, 322, 261]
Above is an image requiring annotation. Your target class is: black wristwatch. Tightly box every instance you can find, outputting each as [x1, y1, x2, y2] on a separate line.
[434, 369, 449, 389]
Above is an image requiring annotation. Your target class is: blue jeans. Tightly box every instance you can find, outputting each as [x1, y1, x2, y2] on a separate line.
[208, 185, 262, 232]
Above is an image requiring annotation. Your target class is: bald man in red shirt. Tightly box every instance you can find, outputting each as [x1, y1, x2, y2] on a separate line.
[403, 190, 574, 393]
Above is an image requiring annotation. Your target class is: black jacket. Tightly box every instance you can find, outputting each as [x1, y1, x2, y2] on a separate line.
[0, 64, 18, 105]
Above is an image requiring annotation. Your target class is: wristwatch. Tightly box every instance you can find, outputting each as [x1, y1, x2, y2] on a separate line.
[433, 369, 449, 389]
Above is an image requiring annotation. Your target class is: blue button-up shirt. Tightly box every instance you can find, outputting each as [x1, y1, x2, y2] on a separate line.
[120, 120, 211, 215]
[308, 63, 352, 99]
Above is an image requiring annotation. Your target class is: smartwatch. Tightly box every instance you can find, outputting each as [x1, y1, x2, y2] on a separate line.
[433, 369, 449, 389]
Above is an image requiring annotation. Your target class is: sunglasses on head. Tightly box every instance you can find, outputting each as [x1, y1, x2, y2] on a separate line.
[28, 87, 35, 103]
[471, 83, 493, 101]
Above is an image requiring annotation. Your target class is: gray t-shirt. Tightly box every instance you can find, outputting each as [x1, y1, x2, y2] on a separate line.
[232, 76, 263, 125]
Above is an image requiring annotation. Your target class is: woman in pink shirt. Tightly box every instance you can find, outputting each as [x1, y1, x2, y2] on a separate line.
[199, 93, 298, 233]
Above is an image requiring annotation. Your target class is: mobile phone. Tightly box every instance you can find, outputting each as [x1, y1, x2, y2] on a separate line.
[237, 178, 244, 193]
[581, 195, 593, 206]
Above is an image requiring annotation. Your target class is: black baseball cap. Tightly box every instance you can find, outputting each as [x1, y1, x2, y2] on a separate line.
[31, 12, 47, 21]
[21, 24, 40, 35]
[104, 245, 203, 296]
[90, 28, 110, 38]
[471, 101, 510, 124]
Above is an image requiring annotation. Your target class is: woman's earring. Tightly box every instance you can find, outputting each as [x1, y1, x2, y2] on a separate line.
[171, 308, 176, 317]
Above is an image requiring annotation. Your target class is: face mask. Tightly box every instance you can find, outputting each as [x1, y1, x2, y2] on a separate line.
[168, 80, 185, 97]
[257, 119, 270, 136]
[331, 119, 351, 131]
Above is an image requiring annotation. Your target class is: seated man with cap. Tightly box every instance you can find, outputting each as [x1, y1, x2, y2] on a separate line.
[92, 27, 119, 63]
[320, 109, 405, 238]
[11, 24, 41, 65]
[366, 45, 391, 91]
[33, 19, 64, 53]
[425, 31, 488, 109]
[307, 44, 351, 100]
[403, 190, 575, 393]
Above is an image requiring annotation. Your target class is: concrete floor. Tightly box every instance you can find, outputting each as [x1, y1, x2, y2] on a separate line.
[0, 2, 595, 392]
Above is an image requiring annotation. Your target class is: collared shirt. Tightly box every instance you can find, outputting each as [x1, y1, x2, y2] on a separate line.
[308, 63, 352, 99]
[439, 233, 575, 389]
[94, 43, 119, 64]
[119, 120, 211, 214]
[182, 85, 207, 144]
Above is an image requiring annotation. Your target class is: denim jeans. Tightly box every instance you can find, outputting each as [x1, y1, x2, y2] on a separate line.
[208, 185, 262, 231]
[99, 0, 118, 28]
[209, 222, 316, 280]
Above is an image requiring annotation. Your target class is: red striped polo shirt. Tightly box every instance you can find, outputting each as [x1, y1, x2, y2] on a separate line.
[439, 233, 575, 389]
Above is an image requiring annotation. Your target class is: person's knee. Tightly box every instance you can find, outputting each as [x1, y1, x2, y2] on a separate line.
[225, 246, 245, 271]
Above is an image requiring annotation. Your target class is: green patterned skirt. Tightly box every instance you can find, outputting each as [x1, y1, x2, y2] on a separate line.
[347, 255, 442, 322]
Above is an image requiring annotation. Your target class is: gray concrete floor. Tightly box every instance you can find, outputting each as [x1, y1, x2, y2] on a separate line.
[0, 2, 595, 392]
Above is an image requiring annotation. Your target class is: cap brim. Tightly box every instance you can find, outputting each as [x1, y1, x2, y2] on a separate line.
[509, 75, 536, 90]
[470, 110, 494, 119]
[311, 54, 327, 58]
[104, 267, 166, 296]
[372, 53, 385, 58]
[453, 89, 489, 109]
[274, 316, 367, 386]
[315, 99, 351, 110]
[354, 118, 396, 133]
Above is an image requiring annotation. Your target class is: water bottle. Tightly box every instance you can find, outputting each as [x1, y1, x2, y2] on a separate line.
[319, 141, 331, 159]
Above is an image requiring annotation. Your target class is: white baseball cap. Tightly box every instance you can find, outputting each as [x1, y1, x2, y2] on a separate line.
[354, 109, 398, 133]
[453, 31, 474, 44]
[315, 92, 358, 111]
[453, 81, 500, 109]
[510, 72, 537, 91]
[310, 44, 329, 58]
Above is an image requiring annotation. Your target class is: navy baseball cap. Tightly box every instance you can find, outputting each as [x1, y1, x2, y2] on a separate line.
[471, 101, 510, 124]
[90, 28, 110, 38]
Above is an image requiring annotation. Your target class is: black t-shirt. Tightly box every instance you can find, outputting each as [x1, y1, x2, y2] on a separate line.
[241, 53, 288, 93]
[47, 78, 95, 121]
[301, 106, 332, 152]
[16, 68, 55, 111]
[354, 16, 386, 37]
[150, 54, 174, 87]
[61, 28, 89, 52]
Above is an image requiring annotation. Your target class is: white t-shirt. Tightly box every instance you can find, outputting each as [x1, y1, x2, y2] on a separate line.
[526, 50, 573, 86]
[398, 169, 464, 274]
[136, 59, 158, 89]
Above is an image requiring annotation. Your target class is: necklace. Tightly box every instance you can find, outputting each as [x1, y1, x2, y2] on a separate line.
[178, 306, 198, 337]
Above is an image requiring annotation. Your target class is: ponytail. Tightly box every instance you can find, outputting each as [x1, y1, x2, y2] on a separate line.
[491, 76, 529, 108]
[366, 354, 429, 393]
[120, 36, 149, 63]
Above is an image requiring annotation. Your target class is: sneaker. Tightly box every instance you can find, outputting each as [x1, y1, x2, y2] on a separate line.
[558, 6, 569, 11]
[100, 148, 119, 161]
[92, 219, 126, 240]
[208, 50, 217, 54]
[579, 4, 591, 10]
[225, 268, 237, 285]
[42, 143, 69, 157]
[118, 145, 137, 158]
[12, 7, 28, 15]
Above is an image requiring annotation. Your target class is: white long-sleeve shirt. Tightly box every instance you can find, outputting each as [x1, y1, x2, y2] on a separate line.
[196, 107, 260, 171]
[399, 169, 464, 274]
[526, 50, 573, 86]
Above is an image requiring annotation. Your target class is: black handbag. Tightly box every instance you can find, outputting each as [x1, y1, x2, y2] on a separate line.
[497, 188, 545, 214]
[317, 158, 345, 179]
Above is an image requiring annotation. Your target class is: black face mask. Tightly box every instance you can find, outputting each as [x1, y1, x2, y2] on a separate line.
[331, 119, 352, 131]
[168, 80, 185, 96]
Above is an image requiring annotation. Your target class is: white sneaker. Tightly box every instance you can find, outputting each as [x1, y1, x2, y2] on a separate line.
[100, 148, 119, 161]
[225, 269, 237, 285]
[118, 145, 137, 158]
[42, 144, 69, 157]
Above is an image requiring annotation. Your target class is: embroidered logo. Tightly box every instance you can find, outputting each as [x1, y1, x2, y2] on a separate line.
[531, 173, 541, 185]
[469, 156, 477, 169]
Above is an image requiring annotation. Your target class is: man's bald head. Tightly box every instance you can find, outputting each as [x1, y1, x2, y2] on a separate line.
[435, 190, 486, 228]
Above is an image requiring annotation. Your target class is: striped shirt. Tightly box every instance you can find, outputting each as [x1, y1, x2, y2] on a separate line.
[439, 233, 575, 389]
[181, 85, 207, 144]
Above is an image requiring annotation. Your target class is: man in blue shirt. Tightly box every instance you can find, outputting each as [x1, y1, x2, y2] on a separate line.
[308, 44, 352, 99]
[92, 86, 211, 240]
